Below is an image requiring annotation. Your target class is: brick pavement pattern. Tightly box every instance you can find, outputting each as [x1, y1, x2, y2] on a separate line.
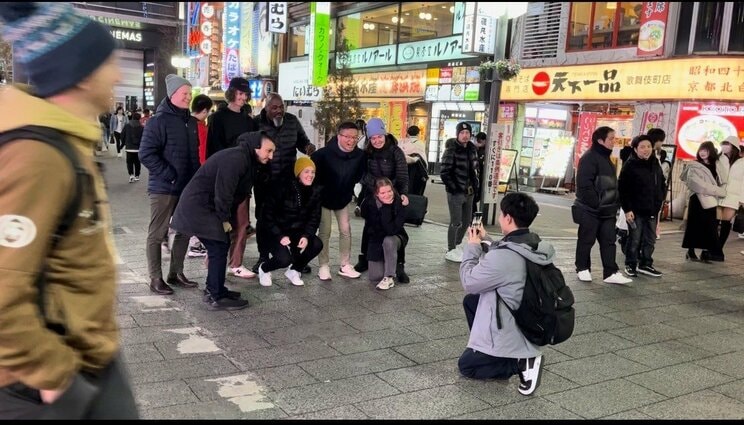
[102, 155, 744, 419]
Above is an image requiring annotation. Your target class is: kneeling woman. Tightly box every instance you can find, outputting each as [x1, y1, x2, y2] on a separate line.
[258, 157, 324, 286]
[361, 177, 409, 290]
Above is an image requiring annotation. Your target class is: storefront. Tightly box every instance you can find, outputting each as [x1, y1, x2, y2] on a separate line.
[500, 57, 744, 189]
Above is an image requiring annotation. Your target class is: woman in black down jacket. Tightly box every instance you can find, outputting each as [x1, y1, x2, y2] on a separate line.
[361, 177, 408, 290]
[257, 157, 324, 287]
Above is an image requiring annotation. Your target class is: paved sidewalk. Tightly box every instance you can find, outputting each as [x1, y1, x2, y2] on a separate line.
[102, 156, 744, 419]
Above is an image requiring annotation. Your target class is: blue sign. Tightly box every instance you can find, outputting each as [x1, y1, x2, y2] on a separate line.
[249, 80, 263, 99]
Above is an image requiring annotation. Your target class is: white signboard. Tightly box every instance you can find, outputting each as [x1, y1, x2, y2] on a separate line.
[452, 2, 466, 34]
[267, 2, 288, 33]
[278, 61, 323, 101]
[339, 45, 397, 69]
[397, 35, 474, 65]
[462, 3, 499, 55]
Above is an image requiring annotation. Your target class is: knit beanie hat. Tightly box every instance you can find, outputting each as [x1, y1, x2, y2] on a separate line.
[166, 74, 192, 99]
[294, 156, 316, 177]
[366, 118, 386, 138]
[0, 3, 117, 97]
[456, 122, 473, 137]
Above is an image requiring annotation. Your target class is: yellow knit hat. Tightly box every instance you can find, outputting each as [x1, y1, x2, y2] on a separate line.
[294, 156, 316, 177]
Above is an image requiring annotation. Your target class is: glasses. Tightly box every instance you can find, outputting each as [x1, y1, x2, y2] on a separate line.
[338, 133, 358, 140]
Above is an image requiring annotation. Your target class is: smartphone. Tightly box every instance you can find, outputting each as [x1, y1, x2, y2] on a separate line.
[472, 211, 483, 227]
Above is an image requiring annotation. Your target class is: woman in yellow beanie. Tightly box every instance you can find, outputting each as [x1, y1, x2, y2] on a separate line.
[257, 157, 324, 286]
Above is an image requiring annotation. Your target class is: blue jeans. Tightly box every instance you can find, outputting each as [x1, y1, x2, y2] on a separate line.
[201, 238, 230, 299]
[624, 215, 657, 268]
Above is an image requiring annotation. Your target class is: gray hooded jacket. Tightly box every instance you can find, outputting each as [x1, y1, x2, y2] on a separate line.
[460, 230, 555, 359]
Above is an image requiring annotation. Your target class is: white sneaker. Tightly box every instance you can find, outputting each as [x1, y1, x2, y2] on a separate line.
[444, 248, 463, 263]
[518, 355, 543, 396]
[318, 265, 332, 281]
[117, 152, 123, 158]
[285, 268, 304, 286]
[338, 264, 361, 279]
[577, 269, 592, 282]
[603, 272, 632, 285]
[229, 266, 256, 279]
[129, 175, 135, 183]
[258, 266, 272, 287]
[376, 276, 395, 290]
[739, 233, 744, 239]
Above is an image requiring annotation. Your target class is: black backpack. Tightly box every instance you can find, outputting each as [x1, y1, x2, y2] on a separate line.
[495, 252, 575, 346]
[0, 125, 92, 330]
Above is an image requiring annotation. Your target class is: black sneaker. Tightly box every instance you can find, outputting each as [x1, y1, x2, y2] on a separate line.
[203, 289, 241, 301]
[624, 265, 637, 277]
[637, 265, 662, 277]
[518, 355, 543, 396]
[251, 257, 268, 274]
[203, 294, 249, 311]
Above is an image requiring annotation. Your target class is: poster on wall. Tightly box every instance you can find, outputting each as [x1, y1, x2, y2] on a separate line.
[637, 2, 669, 57]
[575, 113, 598, 169]
[675, 102, 744, 160]
[498, 149, 518, 184]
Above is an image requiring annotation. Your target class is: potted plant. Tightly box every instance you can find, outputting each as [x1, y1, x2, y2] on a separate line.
[478, 59, 521, 81]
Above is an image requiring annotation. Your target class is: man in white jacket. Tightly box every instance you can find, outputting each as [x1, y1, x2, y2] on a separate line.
[458, 192, 553, 396]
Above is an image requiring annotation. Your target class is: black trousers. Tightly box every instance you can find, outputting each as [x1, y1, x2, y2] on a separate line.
[574, 208, 619, 279]
[253, 182, 270, 259]
[458, 294, 520, 380]
[201, 237, 230, 300]
[262, 234, 323, 272]
[113, 131, 122, 153]
[125, 152, 141, 177]
[358, 196, 406, 264]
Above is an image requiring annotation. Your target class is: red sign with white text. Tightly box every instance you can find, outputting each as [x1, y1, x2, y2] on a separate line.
[637, 2, 669, 57]
[575, 113, 599, 169]
[675, 102, 744, 160]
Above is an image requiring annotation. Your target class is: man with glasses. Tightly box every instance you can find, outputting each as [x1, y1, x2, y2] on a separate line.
[311, 121, 367, 281]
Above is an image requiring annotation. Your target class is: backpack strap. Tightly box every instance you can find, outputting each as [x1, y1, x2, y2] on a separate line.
[0, 125, 88, 331]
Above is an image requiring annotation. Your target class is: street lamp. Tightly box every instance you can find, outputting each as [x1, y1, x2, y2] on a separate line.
[170, 55, 190, 77]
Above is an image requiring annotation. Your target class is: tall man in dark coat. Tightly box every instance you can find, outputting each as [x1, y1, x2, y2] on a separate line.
[572, 126, 632, 285]
[139, 74, 201, 295]
[254, 92, 316, 273]
[170, 131, 276, 310]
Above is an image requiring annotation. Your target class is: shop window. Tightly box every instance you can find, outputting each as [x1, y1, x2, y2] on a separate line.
[338, 5, 400, 49]
[289, 19, 336, 58]
[674, 2, 694, 55]
[566, 2, 643, 51]
[398, 2, 455, 43]
[729, 2, 744, 52]
[693, 2, 724, 52]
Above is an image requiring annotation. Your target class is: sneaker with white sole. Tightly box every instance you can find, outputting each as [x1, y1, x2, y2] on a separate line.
[577, 269, 592, 282]
[187, 246, 207, 258]
[229, 266, 256, 279]
[444, 248, 463, 263]
[518, 355, 543, 396]
[338, 264, 361, 279]
[637, 265, 662, 277]
[129, 175, 135, 183]
[258, 265, 272, 287]
[624, 265, 637, 277]
[603, 272, 632, 285]
[318, 265, 332, 281]
[376, 276, 395, 290]
[285, 268, 304, 286]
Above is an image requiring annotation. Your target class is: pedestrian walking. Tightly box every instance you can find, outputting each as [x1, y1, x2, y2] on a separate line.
[121, 111, 143, 183]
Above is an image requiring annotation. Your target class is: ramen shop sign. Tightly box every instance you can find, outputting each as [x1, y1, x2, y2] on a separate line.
[675, 102, 744, 161]
[500, 58, 744, 102]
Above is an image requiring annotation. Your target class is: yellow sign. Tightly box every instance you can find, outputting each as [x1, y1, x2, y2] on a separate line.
[500, 58, 744, 102]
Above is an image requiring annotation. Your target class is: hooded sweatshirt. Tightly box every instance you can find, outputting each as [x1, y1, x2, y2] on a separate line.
[0, 86, 118, 389]
[460, 229, 553, 359]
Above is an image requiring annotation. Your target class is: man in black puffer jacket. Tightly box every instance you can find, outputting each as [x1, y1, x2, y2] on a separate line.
[573, 126, 632, 285]
[255, 92, 316, 273]
[140, 74, 201, 295]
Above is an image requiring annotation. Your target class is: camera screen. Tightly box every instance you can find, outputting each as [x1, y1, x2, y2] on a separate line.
[472, 212, 483, 226]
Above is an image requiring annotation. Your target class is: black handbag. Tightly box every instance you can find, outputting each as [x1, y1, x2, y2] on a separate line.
[733, 207, 744, 234]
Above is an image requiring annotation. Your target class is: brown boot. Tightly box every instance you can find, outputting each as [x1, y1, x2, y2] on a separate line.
[150, 278, 174, 295]
[167, 273, 198, 288]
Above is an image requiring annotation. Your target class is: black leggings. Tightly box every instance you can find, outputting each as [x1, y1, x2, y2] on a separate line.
[126, 152, 141, 177]
[261, 234, 323, 272]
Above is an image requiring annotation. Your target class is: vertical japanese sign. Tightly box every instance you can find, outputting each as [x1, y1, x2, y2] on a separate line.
[637, 2, 669, 57]
[223, 2, 241, 90]
[267, 2, 287, 33]
[462, 3, 499, 55]
[640, 110, 665, 133]
[575, 113, 598, 169]
[452, 2, 466, 34]
[202, 3, 223, 88]
[308, 2, 330, 87]
[482, 123, 505, 204]
[388, 101, 408, 140]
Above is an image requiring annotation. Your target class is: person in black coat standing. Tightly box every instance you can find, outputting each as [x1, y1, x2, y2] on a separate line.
[171, 131, 276, 310]
[122, 111, 143, 183]
[361, 177, 408, 290]
[257, 157, 324, 287]
[618, 134, 666, 278]
[573, 126, 632, 285]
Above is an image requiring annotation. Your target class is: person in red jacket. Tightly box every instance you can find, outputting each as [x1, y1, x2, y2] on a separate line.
[191, 94, 213, 165]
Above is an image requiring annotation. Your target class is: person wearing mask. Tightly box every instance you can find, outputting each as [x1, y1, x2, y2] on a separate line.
[712, 136, 743, 261]
[257, 157, 324, 287]
[0, 2, 137, 418]
[618, 135, 666, 277]
[680, 141, 727, 262]
[139, 74, 201, 295]
[441, 122, 480, 263]
[121, 111, 143, 183]
[573, 126, 632, 284]
[109, 106, 128, 158]
[311, 121, 366, 281]
[171, 131, 275, 310]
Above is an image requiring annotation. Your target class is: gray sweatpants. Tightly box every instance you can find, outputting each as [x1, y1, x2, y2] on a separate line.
[368, 235, 401, 282]
[447, 192, 474, 250]
[146, 193, 188, 280]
